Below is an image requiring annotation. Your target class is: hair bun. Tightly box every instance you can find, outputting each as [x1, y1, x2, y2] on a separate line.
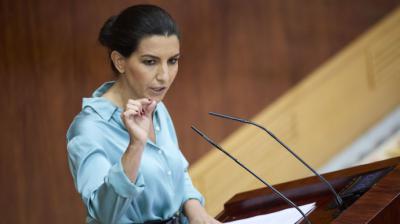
[98, 15, 117, 47]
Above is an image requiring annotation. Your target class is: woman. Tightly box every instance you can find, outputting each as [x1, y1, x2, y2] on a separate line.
[67, 4, 221, 224]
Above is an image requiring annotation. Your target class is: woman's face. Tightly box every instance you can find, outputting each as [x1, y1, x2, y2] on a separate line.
[120, 35, 180, 102]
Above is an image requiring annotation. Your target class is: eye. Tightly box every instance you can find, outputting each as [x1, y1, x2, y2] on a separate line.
[168, 57, 179, 65]
[142, 59, 156, 66]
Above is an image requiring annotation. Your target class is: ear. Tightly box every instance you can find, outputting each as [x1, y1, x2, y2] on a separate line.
[110, 51, 126, 74]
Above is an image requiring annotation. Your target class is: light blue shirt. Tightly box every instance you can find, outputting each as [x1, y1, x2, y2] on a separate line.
[66, 81, 204, 224]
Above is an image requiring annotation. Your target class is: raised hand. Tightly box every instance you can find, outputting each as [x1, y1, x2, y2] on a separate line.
[121, 98, 157, 144]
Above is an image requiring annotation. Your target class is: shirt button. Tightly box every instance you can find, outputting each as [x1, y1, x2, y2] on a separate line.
[155, 126, 160, 132]
[167, 171, 172, 176]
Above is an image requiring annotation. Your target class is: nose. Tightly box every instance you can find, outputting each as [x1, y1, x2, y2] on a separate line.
[156, 62, 169, 83]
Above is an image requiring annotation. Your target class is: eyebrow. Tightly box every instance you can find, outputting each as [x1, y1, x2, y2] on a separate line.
[140, 53, 181, 59]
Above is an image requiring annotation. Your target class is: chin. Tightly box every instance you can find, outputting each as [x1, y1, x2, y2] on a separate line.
[148, 95, 165, 102]
[145, 90, 168, 102]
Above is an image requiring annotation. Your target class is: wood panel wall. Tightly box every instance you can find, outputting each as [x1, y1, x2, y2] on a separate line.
[190, 7, 400, 215]
[0, 0, 398, 223]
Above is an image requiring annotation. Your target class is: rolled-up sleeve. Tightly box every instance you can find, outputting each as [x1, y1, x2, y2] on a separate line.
[67, 135, 145, 223]
[107, 160, 145, 197]
[182, 168, 205, 206]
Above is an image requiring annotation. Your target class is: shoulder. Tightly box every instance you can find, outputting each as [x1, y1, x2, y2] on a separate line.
[66, 106, 109, 143]
[66, 108, 112, 164]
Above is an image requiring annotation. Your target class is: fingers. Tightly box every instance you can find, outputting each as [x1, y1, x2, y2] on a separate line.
[125, 98, 157, 117]
[144, 100, 157, 115]
[121, 109, 139, 121]
[125, 98, 149, 116]
[123, 98, 150, 118]
[126, 104, 140, 113]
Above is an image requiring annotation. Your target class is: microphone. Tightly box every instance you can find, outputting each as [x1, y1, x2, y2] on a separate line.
[191, 126, 312, 224]
[208, 111, 344, 209]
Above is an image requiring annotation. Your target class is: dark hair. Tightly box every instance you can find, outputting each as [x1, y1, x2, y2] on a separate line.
[98, 4, 180, 74]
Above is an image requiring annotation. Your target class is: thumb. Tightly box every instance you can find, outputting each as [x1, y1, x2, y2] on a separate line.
[144, 100, 157, 116]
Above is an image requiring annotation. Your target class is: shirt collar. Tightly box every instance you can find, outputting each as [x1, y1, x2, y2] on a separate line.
[82, 81, 160, 121]
[82, 81, 118, 121]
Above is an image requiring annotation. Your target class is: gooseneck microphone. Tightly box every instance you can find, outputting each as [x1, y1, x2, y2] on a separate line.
[208, 111, 344, 209]
[191, 126, 312, 224]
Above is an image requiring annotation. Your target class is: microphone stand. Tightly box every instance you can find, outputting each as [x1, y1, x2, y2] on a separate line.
[208, 111, 344, 210]
[192, 126, 312, 224]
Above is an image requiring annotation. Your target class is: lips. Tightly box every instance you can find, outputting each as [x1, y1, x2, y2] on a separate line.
[149, 86, 166, 94]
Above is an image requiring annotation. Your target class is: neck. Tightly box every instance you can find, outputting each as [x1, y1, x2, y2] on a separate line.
[104, 78, 136, 108]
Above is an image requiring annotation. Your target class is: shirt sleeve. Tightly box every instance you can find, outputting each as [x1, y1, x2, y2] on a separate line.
[181, 160, 205, 206]
[67, 135, 145, 223]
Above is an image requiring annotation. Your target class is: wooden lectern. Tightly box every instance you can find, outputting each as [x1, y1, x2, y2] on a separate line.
[216, 157, 400, 223]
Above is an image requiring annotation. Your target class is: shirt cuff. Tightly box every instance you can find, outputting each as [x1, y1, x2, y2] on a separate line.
[107, 159, 145, 198]
[183, 191, 205, 206]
